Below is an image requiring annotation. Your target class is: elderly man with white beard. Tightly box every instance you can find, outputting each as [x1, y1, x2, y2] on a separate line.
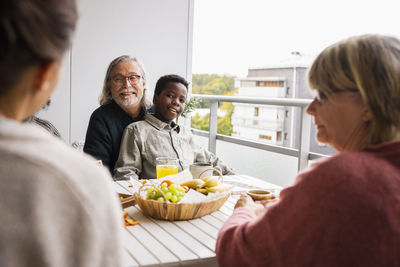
[84, 55, 152, 174]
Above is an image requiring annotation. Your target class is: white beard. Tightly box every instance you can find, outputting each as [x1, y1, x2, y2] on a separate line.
[114, 96, 141, 108]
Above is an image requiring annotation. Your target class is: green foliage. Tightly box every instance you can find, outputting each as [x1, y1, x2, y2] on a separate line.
[191, 113, 209, 131]
[217, 113, 233, 136]
[191, 112, 233, 136]
[219, 89, 237, 113]
[202, 78, 228, 95]
[190, 74, 237, 136]
[191, 74, 235, 94]
[181, 96, 200, 118]
[192, 74, 235, 92]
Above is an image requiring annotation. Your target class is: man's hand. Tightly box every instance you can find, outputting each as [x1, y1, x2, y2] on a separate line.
[234, 194, 265, 216]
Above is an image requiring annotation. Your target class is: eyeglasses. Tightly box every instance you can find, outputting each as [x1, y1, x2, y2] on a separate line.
[313, 88, 359, 104]
[111, 74, 142, 85]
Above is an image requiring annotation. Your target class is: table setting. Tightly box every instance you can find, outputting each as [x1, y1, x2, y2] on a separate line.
[113, 165, 282, 267]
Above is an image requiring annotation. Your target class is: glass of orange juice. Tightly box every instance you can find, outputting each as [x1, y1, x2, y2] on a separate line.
[155, 157, 179, 179]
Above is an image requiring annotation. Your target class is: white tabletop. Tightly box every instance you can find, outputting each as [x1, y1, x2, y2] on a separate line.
[114, 174, 282, 267]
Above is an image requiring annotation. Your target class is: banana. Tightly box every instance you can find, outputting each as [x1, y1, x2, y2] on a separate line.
[196, 185, 228, 195]
[180, 179, 204, 189]
[201, 176, 211, 182]
[199, 176, 220, 188]
[205, 185, 228, 193]
[196, 188, 209, 195]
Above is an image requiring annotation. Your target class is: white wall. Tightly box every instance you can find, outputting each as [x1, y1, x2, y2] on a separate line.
[38, 0, 194, 143]
[36, 52, 72, 140]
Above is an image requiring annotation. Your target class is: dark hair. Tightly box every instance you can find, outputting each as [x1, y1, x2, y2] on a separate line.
[0, 0, 78, 95]
[154, 74, 189, 95]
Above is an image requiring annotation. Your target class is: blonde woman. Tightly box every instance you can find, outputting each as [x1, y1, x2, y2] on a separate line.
[216, 34, 400, 267]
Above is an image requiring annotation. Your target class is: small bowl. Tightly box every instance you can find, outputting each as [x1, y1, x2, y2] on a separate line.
[247, 190, 276, 201]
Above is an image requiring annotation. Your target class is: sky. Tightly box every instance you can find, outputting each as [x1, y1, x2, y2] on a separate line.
[192, 0, 400, 77]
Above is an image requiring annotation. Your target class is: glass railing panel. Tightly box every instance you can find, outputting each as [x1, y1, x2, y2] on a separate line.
[193, 135, 298, 187]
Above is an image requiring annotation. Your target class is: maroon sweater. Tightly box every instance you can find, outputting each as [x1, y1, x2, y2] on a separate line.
[216, 140, 400, 267]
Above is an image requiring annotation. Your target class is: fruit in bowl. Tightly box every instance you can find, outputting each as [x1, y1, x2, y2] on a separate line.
[145, 181, 186, 203]
[181, 176, 229, 195]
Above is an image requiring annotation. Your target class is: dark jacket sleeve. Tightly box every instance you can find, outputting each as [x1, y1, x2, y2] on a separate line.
[83, 112, 113, 173]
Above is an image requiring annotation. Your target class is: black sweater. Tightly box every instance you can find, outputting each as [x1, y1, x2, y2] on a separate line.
[83, 100, 147, 174]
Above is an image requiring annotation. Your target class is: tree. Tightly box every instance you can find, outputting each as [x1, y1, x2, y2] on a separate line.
[217, 113, 233, 136]
[191, 113, 210, 131]
[202, 78, 228, 95]
[190, 74, 237, 136]
[192, 74, 236, 94]
[192, 74, 236, 108]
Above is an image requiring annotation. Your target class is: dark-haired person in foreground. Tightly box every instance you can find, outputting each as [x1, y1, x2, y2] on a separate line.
[216, 34, 400, 267]
[0, 1, 123, 266]
[113, 74, 234, 180]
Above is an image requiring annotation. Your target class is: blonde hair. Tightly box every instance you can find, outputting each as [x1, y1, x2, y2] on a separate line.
[308, 34, 400, 146]
[98, 55, 151, 108]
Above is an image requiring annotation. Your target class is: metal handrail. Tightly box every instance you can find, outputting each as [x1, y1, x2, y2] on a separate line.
[191, 94, 321, 172]
[192, 94, 311, 106]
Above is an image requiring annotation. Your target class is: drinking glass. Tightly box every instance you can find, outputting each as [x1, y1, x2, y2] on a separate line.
[156, 157, 179, 179]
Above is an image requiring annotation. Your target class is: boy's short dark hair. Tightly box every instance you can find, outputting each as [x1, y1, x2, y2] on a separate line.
[154, 74, 189, 95]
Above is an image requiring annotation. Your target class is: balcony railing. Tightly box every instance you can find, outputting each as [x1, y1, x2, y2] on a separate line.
[190, 94, 326, 172]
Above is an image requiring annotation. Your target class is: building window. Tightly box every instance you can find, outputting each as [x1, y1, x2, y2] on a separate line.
[255, 81, 284, 87]
[276, 131, 282, 141]
[259, 134, 272, 140]
[254, 107, 259, 117]
[241, 81, 256, 87]
[285, 110, 289, 118]
[284, 132, 288, 140]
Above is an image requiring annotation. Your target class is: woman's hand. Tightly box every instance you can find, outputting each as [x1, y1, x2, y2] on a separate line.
[234, 194, 265, 216]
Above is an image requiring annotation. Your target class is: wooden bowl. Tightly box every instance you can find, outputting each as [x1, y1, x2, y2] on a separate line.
[134, 191, 231, 221]
[134, 182, 231, 221]
[247, 189, 276, 201]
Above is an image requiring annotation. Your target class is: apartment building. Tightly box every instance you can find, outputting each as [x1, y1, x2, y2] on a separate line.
[232, 52, 336, 155]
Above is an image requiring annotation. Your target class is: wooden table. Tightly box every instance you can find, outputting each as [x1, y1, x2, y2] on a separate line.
[113, 175, 281, 267]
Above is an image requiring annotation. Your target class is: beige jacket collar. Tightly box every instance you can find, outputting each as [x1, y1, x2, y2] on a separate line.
[145, 114, 180, 133]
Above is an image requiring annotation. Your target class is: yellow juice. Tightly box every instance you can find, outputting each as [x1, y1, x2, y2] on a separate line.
[156, 165, 178, 179]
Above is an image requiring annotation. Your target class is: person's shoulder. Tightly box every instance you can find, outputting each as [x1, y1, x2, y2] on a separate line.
[88, 102, 123, 127]
[1, 124, 114, 196]
[123, 120, 152, 140]
[90, 102, 114, 117]
[295, 151, 376, 192]
[307, 152, 365, 174]
[126, 119, 148, 130]
[317, 150, 380, 175]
